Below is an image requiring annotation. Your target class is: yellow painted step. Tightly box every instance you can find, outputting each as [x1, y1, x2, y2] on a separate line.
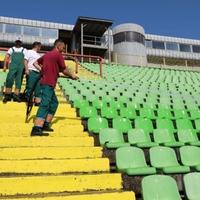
[0, 102, 72, 110]
[0, 174, 122, 196]
[0, 147, 102, 160]
[11, 192, 135, 200]
[0, 158, 109, 174]
[0, 137, 94, 147]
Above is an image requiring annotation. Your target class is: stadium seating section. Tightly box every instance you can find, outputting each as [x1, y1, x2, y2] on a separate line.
[1, 61, 200, 199]
[58, 63, 200, 199]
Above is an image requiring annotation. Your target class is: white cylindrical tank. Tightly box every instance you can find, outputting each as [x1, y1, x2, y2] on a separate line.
[113, 23, 147, 66]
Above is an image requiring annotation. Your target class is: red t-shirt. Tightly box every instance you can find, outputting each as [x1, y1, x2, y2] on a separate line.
[37, 49, 66, 87]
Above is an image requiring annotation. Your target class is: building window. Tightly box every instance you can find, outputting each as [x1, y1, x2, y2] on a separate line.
[24, 26, 40, 36]
[0, 23, 3, 33]
[145, 40, 152, 48]
[152, 41, 165, 50]
[113, 31, 145, 45]
[179, 44, 191, 52]
[5, 24, 21, 34]
[41, 28, 58, 39]
[113, 32, 125, 44]
[166, 42, 178, 51]
[192, 45, 200, 53]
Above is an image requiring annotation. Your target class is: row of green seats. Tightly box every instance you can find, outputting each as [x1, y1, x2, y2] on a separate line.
[142, 173, 200, 200]
[87, 117, 200, 134]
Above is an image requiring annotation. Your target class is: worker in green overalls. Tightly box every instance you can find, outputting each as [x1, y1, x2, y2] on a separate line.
[3, 40, 26, 103]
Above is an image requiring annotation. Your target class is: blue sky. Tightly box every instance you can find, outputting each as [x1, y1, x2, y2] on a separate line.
[1, 0, 200, 39]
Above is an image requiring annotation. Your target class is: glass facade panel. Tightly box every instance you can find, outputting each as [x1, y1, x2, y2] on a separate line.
[41, 28, 58, 38]
[113, 31, 145, 45]
[145, 40, 152, 48]
[24, 26, 40, 36]
[166, 42, 179, 51]
[113, 32, 126, 44]
[152, 41, 165, 49]
[179, 44, 191, 52]
[0, 23, 3, 32]
[5, 24, 21, 34]
[192, 45, 200, 53]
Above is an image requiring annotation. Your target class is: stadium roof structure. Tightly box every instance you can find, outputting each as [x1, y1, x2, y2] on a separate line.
[73, 16, 113, 36]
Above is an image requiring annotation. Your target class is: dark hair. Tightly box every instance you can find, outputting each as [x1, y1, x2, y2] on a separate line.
[15, 40, 22, 47]
[32, 42, 41, 48]
[54, 39, 64, 47]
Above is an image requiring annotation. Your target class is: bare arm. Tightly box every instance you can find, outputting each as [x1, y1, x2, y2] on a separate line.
[33, 61, 42, 71]
[3, 54, 10, 72]
[62, 66, 79, 80]
[24, 59, 29, 75]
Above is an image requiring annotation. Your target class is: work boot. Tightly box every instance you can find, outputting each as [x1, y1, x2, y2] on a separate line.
[31, 126, 49, 136]
[3, 94, 12, 103]
[13, 94, 21, 102]
[43, 122, 54, 132]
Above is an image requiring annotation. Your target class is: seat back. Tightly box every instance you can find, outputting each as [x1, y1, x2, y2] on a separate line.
[113, 118, 132, 133]
[116, 146, 147, 170]
[184, 173, 200, 200]
[99, 128, 124, 146]
[142, 175, 181, 200]
[177, 129, 198, 143]
[153, 129, 175, 143]
[135, 118, 153, 133]
[88, 117, 108, 133]
[150, 146, 179, 168]
[156, 119, 174, 133]
[180, 146, 200, 166]
[128, 129, 151, 144]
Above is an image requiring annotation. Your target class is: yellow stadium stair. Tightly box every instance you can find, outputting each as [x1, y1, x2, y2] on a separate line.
[0, 87, 135, 199]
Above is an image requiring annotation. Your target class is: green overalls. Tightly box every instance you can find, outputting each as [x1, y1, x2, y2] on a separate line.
[26, 71, 41, 99]
[5, 48, 25, 90]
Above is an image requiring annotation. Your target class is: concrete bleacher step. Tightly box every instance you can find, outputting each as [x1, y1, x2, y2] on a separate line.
[10, 191, 135, 200]
[0, 174, 123, 196]
[0, 158, 110, 174]
[0, 136, 94, 147]
[0, 87, 134, 200]
[0, 147, 103, 160]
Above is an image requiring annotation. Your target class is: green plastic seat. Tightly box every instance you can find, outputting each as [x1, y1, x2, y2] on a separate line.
[109, 100, 124, 109]
[189, 110, 200, 120]
[150, 146, 190, 174]
[128, 129, 158, 148]
[79, 106, 97, 118]
[116, 147, 156, 175]
[177, 129, 200, 146]
[101, 106, 118, 119]
[142, 175, 182, 200]
[176, 119, 194, 130]
[92, 99, 107, 109]
[126, 102, 140, 110]
[194, 119, 200, 131]
[99, 128, 130, 148]
[120, 107, 137, 119]
[112, 117, 132, 133]
[135, 118, 154, 133]
[153, 129, 184, 147]
[180, 146, 200, 171]
[173, 109, 189, 119]
[184, 173, 200, 200]
[73, 99, 89, 109]
[139, 108, 155, 119]
[88, 117, 108, 134]
[157, 108, 173, 119]
[156, 119, 175, 134]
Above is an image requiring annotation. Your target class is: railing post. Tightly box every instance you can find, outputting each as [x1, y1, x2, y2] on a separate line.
[99, 58, 103, 78]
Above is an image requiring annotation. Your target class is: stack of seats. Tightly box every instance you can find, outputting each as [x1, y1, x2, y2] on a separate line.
[58, 63, 200, 199]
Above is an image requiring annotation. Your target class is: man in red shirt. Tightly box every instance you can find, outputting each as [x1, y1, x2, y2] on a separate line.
[31, 39, 78, 136]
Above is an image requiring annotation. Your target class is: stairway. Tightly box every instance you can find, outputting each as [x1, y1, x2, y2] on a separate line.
[0, 88, 135, 199]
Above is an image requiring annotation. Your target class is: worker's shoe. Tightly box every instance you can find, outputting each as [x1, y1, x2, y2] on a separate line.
[2, 94, 12, 103]
[43, 122, 54, 132]
[13, 94, 21, 102]
[31, 126, 49, 136]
